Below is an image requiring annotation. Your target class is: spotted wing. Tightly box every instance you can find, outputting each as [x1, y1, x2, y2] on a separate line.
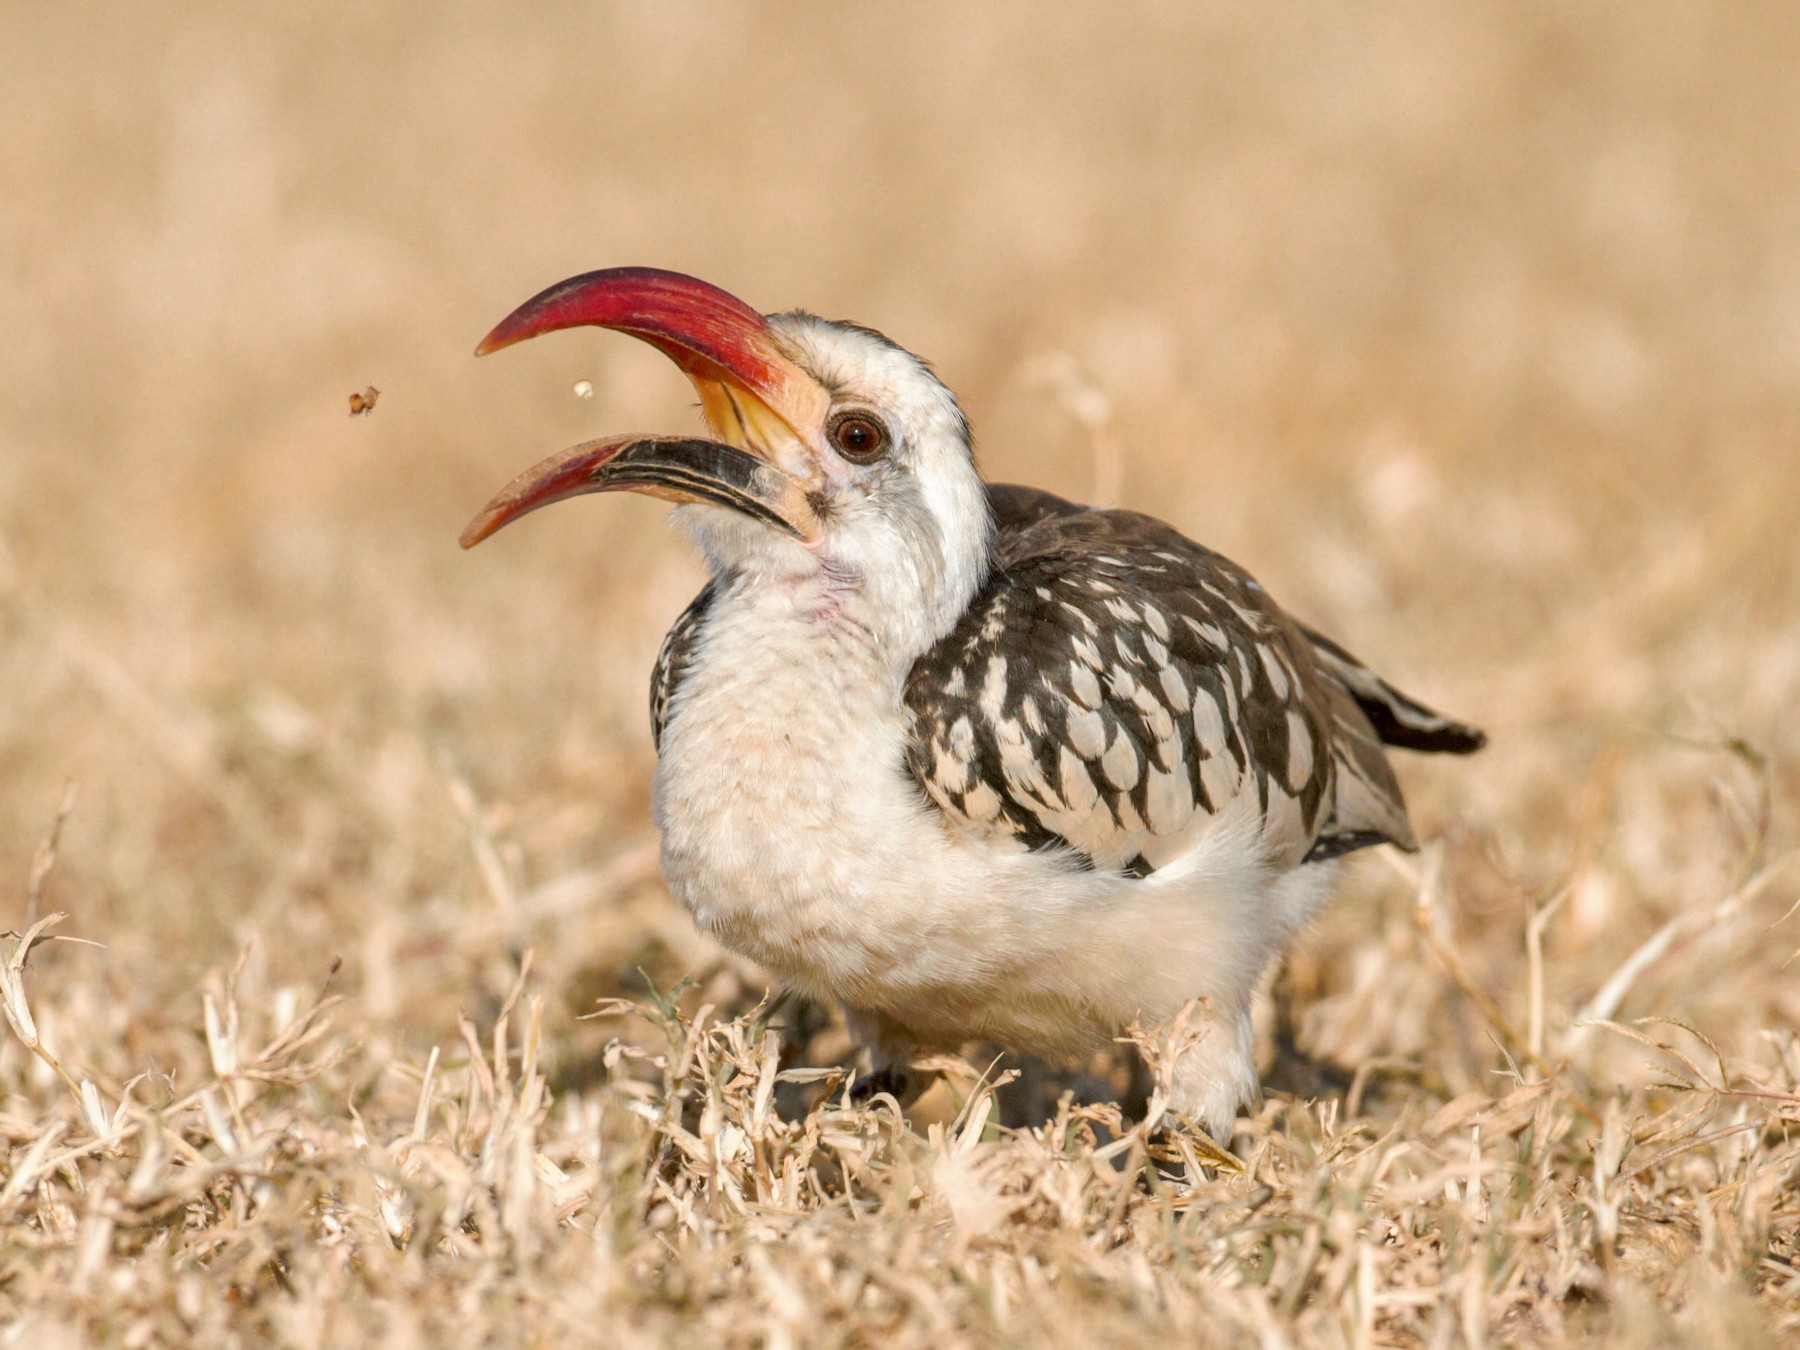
[904, 488, 1439, 874]
[649, 581, 716, 753]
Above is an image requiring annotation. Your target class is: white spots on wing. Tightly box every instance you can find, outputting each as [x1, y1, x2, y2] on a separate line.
[1105, 666, 1141, 704]
[1158, 665, 1191, 714]
[1191, 689, 1226, 756]
[1113, 631, 1140, 665]
[979, 609, 1007, 642]
[980, 656, 1009, 720]
[1145, 764, 1193, 834]
[1103, 597, 1138, 625]
[995, 716, 1026, 748]
[1070, 797, 1128, 864]
[962, 780, 1002, 824]
[948, 715, 975, 760]
[1232, 647, 1253, 697]
[1261, 646, 1290, 700]
[1142, 604, 1170, 642]
[933, 748, 971, 795]
[1071, 635, 1105, 670]
[1183, 616, 1228, 651]
[1065, 705, 1107, 759]
[999, 726, 1052, 804]
[944, 665, 967, 697]
[1286, 710, 1314, 787]
[1142, 699, 1176, 748]
[1069, 662, 1103, 709]
[1112, 792, 1146, 835]
[1060, 601, 1099, 635]
[1101, 728, 1141, 790]
[1143, 632, 1170, 667]
[1126, 678, 1162, 719]
[1226, 598, 1265, 631]
[1261, 783, 1307, 863]
[1035, 587, 1053, 601]
[1203, 581, 1265, 632]
[1201, 751, 1241, 812]
[1086, 580, 1117, 596]
[1058, 745, 1099, 813]
[1020, 693, 1045, 736]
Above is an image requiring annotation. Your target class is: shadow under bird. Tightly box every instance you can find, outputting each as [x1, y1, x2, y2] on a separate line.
[462, 267, 1485, 1141]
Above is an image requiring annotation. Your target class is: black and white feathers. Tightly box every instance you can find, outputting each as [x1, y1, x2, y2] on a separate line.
[654, 482, 1483, 878]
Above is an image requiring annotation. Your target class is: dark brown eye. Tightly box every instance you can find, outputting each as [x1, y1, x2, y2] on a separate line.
[828, 410, 890, 463]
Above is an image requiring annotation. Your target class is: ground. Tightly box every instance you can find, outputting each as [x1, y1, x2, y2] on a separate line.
[1, 4, 1798, 1346]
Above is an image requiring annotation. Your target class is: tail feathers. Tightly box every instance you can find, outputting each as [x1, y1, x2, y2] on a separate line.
[1301, 625, 1486, 755]
[1313, 680, 1418, 857]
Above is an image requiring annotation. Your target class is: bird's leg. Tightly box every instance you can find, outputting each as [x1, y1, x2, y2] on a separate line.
[1160, 997, 1259, 1145]
[844, 1008, 930, 1107]
[1264, 960, 1355, 1100]
[848, 1062, 927, 1106]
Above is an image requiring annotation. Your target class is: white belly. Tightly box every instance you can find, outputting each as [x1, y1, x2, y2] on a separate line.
[650, 584, 1330, 1061]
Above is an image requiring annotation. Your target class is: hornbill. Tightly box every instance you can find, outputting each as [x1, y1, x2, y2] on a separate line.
[462, 267, 1484, 1141]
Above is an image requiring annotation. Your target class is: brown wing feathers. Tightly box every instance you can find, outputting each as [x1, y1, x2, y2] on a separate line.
[907, 495, 1337, 871]
[901, 485, 1482, 874]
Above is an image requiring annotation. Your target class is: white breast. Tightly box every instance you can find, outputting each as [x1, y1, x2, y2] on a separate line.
[651, 578, 1329, 1061]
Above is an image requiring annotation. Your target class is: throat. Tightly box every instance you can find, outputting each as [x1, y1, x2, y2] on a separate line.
[811, 555, 867, 627]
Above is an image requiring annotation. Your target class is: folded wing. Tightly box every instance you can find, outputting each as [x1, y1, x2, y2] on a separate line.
[903, 486, 1482, 874]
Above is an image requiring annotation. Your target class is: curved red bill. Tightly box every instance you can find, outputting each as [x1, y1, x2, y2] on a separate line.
[459, 433, 819, 549]
[475, 266, 825, 437]
[459, 434, 641, 549]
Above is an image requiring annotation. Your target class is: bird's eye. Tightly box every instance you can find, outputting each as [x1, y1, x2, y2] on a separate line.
[828, 410, 890, 463]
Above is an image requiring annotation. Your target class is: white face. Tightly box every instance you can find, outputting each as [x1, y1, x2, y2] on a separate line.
[677, 313, 993, 653]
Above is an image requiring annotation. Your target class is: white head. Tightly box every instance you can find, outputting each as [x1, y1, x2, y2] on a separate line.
[462, 269, 992, 657]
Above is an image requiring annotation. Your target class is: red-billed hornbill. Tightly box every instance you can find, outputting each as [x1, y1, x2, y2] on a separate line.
[463, 268, 1484, 1140]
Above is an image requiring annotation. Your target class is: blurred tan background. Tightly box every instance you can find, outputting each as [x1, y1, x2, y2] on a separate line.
[2, 3, 1796, 1079]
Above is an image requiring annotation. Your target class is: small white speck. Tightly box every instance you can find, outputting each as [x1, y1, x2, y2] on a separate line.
[573, 380, 595, 399]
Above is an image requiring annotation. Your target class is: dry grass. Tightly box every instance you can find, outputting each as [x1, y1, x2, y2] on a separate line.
[3, 4, 1799, 1345]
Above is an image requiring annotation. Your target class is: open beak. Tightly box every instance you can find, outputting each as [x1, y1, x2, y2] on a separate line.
[461, 267, 830, 548]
